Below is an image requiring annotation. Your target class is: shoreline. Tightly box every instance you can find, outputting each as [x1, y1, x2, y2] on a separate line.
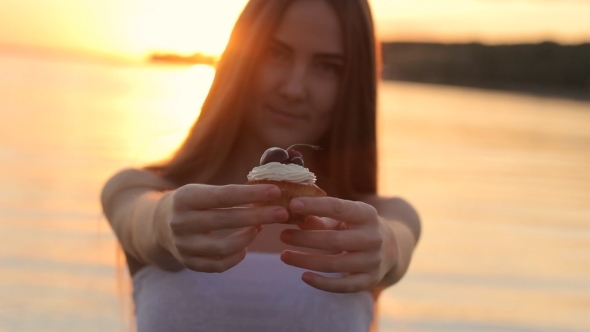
[384, 78, 590, 102]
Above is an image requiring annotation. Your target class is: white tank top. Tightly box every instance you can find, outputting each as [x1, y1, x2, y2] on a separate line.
[133, 252, 374, 332]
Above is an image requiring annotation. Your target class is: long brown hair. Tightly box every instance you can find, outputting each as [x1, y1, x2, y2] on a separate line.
[151, 0, 378, 200]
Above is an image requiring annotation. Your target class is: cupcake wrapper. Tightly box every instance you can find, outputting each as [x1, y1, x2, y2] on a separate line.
[246, 180, 326, 224]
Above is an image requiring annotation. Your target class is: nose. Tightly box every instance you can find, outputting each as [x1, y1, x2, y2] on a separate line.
[278, 64, 307, 103]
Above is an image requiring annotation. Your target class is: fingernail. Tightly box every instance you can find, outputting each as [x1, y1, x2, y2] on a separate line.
[280, 251, 291, 262]
[266, 186, 281, 199]
[302, 272, 313, 283]
[273, 208, 288, 222]
[290, 199, 304, 213]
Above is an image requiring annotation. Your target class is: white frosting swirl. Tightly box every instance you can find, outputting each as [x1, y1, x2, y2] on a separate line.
[247, 162, 316, 184]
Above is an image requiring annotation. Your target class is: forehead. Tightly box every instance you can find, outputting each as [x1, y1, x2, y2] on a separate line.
[274, 0, 343, 54]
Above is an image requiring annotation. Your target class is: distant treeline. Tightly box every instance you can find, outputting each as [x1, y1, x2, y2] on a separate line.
[150, 52, 217, 66]
[381, 42, 590, 94]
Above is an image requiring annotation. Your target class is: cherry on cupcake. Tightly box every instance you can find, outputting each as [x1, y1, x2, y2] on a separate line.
[290, 157, 304, 166]
[287, 149, 303, 160]
[260, 147, 289, 165]
[260, 144, 321, 166]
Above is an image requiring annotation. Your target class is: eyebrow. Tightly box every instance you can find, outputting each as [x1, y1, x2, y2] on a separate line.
[271, 38, 345, 61]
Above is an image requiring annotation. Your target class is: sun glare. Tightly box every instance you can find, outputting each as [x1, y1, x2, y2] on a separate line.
[132, 64, 216, 164]
[172, 64, 216, 124]
[136, 0, 249, 57]
[0, 0, 588, 59]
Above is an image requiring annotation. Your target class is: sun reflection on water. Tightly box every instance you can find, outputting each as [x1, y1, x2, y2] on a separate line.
[167, 64, 215, 129]
[120, 64, 215, 165]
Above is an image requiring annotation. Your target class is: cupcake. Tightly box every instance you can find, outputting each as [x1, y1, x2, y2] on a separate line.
[247, 145, 326, 223]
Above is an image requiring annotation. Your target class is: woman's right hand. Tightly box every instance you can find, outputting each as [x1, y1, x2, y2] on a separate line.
[163, 184, 288, 273]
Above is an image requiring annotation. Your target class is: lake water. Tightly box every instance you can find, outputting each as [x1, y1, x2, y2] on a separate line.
[0, 53, 589, 332]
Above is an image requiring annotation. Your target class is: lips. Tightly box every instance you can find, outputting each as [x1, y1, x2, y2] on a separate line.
[266, 105, 305, 124]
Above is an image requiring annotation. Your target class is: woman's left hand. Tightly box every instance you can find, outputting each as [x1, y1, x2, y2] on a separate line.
[279, 196, 398, 293]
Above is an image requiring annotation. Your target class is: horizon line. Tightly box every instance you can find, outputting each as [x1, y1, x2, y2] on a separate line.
[2, 39, 588, 65]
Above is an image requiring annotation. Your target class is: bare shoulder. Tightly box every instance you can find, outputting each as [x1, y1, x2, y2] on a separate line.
[358, 194, 421, 241]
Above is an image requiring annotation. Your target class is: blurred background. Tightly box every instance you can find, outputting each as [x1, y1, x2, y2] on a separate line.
[0, 0, 589, 331]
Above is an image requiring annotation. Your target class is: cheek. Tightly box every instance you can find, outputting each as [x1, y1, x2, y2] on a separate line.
[306, 78, 339, 139]
[247, 67, 274, 130]
[252, 64, 282, 102]
[310, 78, 339, 114]
[246, 66, 283, 143]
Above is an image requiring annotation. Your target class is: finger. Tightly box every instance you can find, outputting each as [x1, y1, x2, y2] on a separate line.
[297, 216, 328, 231]
[297, 216, 343, 231]
[280, 229, 382, 252]
[281, 250, 381, 274]
[301, 272, 378, 293]
[175, 184, 282, 210]
[289, 197, 378, 225]
[175, 227, 259, 258]
[171, 206, 288, 233]
[182, 249, 247, 273]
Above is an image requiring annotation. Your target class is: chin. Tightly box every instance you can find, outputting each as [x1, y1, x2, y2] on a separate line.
[248, 117, 324, 148]
[262, 132, 303, 148]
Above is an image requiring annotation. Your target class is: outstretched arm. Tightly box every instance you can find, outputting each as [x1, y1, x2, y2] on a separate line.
[101, 168, 290, 274]
[365, 196, 420, 292]
[278, 195, 420, 294]
[101, 168, 183, 271]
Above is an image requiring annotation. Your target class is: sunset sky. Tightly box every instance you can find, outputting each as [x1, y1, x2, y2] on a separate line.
[0, 0, 589, 60]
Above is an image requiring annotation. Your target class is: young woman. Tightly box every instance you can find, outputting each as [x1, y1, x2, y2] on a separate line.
[101, 0, 421, 330]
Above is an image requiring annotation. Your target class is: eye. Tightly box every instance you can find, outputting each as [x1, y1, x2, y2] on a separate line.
[313, 61, 342, 77]
[265, 46, 290, 64]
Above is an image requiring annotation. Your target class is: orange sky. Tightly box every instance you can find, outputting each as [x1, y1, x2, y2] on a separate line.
[0, 0, 589, 60]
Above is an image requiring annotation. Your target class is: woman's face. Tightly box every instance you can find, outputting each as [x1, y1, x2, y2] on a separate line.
[246, 0, 344, 149]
